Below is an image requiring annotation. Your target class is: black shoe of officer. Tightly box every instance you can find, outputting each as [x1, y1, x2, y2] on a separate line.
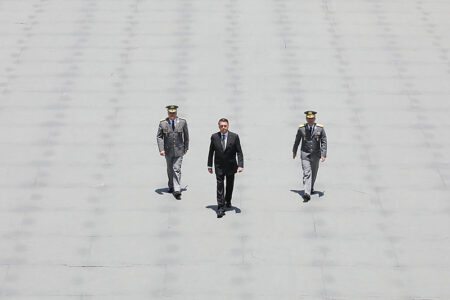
[174, 191, 181, 200]
[225, 201, 232, 208]
[302, 193, 311, 202]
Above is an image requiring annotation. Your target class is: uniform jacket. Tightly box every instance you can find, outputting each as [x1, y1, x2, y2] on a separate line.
[208, 131, 244, 175]
[293, 123, 327, 159]
[157, 117, 189, 157]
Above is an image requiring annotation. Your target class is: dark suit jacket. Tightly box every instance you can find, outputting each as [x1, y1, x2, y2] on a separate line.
[208, 131, 244, 175]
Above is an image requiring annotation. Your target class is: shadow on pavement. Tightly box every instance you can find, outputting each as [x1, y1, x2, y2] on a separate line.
[206, 205, 241, 214]
[154, 187, 188, 195]
[290, 189, 325, 198]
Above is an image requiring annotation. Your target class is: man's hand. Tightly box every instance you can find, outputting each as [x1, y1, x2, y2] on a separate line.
[293, 153, 296, 159]
[160, 151, 165, 156]
[321, 156, 326, 162]
[208, 167, 213, 174]
[237, 167, 244, 173]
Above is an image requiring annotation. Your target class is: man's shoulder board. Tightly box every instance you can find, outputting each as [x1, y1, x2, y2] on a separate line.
[316, 123, 324, 127]
[299, 124, 305, 128]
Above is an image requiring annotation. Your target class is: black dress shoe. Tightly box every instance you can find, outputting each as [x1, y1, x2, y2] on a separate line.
[217, 210, 225, 218]
[302, 193, 311, 202]
[174, 192, 181, 200]
[225, 201, 232, 208]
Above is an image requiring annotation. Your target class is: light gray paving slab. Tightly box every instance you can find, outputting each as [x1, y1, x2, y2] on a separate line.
[1, 0, 450, 299]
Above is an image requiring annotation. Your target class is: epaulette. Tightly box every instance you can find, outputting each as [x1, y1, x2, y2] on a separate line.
[316, 123, 324, 127]
[299, 124, 305, 128]
[160, 119, 167, 122]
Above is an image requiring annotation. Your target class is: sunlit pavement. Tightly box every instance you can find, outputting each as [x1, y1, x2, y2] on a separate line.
[1, 1, 450, 299]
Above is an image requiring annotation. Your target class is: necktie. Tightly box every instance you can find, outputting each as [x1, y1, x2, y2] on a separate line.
[171, 120, 175, 131]
[309, 125, 313, 136]
[221, 135, 226, 150]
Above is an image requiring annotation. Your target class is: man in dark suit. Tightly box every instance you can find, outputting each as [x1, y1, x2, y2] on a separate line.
[208, 118, 244, 218]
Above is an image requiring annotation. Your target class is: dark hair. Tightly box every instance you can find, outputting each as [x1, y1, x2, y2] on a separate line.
[218, 118, 229, 124]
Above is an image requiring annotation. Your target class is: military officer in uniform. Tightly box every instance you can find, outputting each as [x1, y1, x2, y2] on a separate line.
[293, 111, 327, 202]
[157, 105, 189, 200]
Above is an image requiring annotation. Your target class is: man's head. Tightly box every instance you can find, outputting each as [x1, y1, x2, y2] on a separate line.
[166, 105, 178, 120]
[304, 110, 317, 125]
[218, 118, 229, 134]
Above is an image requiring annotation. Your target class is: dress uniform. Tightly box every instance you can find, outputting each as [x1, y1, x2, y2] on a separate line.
[293, 111, 327, 201]
[157, 105, 189, 199]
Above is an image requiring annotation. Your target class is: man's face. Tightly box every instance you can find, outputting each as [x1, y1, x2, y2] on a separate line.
[306, 117, 315, 124]
[218, 121, 229, 134]
[168, 112, 177, 120]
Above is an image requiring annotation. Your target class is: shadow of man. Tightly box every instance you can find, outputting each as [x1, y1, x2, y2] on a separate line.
[154, 187, 188, 195]
[290, 189, 325, 202]
[206, 205, 241, 214]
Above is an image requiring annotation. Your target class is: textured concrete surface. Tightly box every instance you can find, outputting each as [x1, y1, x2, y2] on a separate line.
[1, 0, 450, 299]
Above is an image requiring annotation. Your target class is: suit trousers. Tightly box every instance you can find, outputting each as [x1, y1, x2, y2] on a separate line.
[216, 173, 235, 209]
[166, 155, 183, 192]
[301, 155, 320, 195]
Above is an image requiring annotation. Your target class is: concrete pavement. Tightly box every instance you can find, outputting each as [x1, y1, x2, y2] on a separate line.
[1, 0, 450, 299]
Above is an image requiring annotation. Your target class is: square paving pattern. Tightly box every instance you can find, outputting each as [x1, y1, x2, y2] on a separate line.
[1, 0, 450, 299]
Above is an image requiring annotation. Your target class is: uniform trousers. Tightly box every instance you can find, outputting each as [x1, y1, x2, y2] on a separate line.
[301, 154, 320, 195]
[165, 155, 183, 192]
